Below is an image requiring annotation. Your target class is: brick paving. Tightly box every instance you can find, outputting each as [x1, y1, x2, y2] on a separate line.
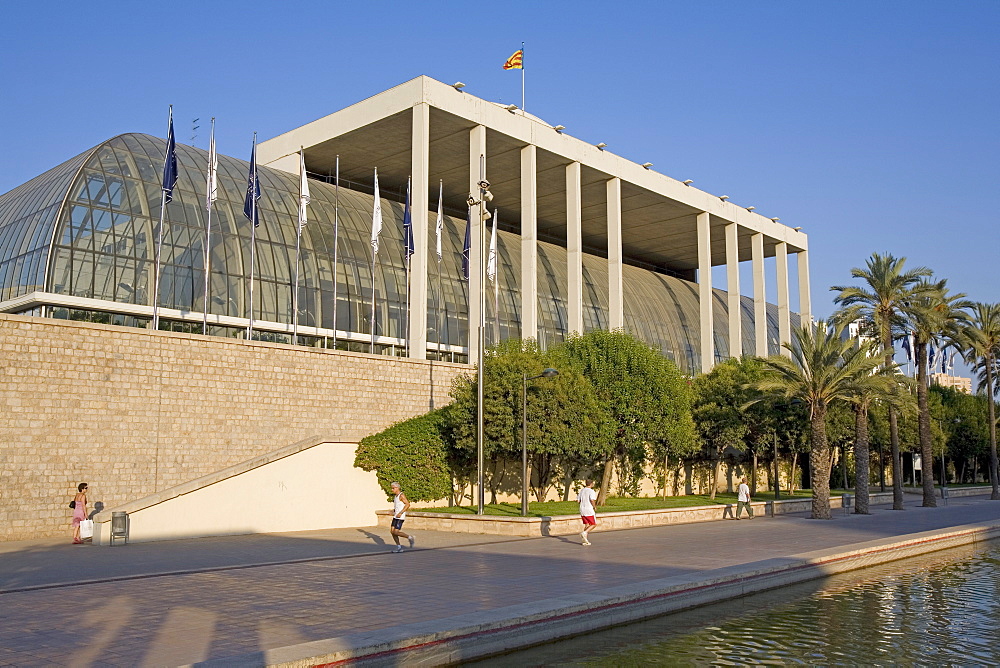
[1, 495, 998, 666]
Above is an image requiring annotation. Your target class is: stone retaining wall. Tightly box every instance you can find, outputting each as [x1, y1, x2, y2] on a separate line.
[0, 313, 469, 541]
[378, 491, 904, 536]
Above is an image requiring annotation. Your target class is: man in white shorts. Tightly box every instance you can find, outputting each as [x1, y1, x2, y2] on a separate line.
[578, 479, 598, 545]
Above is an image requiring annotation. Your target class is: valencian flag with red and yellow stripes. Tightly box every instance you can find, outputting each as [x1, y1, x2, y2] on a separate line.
[503, 49, 523, 70]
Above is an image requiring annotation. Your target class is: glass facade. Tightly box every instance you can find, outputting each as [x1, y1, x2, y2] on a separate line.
[0, 133, 794, 373]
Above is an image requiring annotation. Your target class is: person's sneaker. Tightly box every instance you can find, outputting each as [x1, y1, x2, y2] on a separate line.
[582, 539, 592, 546]
[393, 545, 404, 553]
[408, 535, 415, 549]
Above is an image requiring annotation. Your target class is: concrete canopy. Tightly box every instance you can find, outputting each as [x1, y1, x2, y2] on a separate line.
[258, 76, 807, 278]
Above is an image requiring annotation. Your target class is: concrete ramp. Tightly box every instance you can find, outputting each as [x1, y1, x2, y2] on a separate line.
[92, 435, 387, 545]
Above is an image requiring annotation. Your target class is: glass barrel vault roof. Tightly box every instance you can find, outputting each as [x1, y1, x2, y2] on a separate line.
[0, 133, 794, 373]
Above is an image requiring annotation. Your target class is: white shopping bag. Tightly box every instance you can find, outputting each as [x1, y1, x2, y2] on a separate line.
[79, 519, 94, 540]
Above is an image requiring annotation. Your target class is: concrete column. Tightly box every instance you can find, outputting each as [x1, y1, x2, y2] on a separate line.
[752, 233, 768, 357]
[408, 103, 429, 359]
[468, 125, 486, 361]
[725, 222, 741, 359]
[520, 145, 538, 341]
[797, 249, 812, 327]
[776, 241, 791, 357]
[697, 212, 713, 373]
[607, 177, 624, 331]
[566, 161, 583, 334]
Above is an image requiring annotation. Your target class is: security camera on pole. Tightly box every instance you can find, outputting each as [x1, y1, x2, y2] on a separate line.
[467, 163, 492, 515]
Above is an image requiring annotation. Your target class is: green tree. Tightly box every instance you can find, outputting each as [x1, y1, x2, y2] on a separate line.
[447, 339, 611, 503]
[755, 321, 885, 519]
[964, 302, 1000, 499]
[832, 252, 933, 510]
[901, 279, 972, 507]
[561, 330, 696, 505]
[694, 357, 774, 497]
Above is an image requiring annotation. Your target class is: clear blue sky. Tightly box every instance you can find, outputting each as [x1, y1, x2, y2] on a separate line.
[2, 1, 998, 319]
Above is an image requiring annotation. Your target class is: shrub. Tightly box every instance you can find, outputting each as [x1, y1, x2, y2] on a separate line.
[354, 409, 452, 502]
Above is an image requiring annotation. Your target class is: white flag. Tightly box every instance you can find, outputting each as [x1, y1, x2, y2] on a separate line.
[370, 168, 382, 254]
[435, 181, 444, 262]
[487, 209, 497, 283]
[205, 127, 218, 207]
[298, 149, 310, 232]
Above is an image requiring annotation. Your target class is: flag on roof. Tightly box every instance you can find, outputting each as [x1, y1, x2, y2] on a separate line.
[161, 108, 178, 204]
[205, 124, 218, 207]
[462, 206, 471, 280]
[370, 168, 382, 254]
[435, 181, 444, 262]
[243, 137, 261, 227]
[503, 49, 523, 70]
[402, 177, 414, 259]
[487, 210, 497, 284]
[298, 149, 310, 232]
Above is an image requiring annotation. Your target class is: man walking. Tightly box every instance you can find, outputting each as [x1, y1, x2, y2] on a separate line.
[578, 479, 598, 545]
[736, 476, 754, 520]
[389, 482, 415, 552]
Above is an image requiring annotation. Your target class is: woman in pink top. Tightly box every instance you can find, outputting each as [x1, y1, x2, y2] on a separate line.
[71, 482, 88, 544]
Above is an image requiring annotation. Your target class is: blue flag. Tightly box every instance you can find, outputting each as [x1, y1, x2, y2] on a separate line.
[462, 206, 471, 280]
[402, 178, 414, 259]
[244, 139, 261, 227]
[161, 110, 178, 204]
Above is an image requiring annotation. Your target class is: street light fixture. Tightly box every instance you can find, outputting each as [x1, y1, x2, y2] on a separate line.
[522, 368, 558, 516]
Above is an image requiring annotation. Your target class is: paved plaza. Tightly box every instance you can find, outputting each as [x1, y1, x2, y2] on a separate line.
[1, 494, 998, 666]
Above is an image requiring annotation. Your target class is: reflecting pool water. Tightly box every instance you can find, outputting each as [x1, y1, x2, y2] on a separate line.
[473, 541, 1000, 666]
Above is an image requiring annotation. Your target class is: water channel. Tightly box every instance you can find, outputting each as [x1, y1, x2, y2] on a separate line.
[473, 541, 1000, 666]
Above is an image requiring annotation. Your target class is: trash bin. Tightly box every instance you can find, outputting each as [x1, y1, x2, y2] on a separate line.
[842, 493, 853, 516]
[110, 511, 128, 546]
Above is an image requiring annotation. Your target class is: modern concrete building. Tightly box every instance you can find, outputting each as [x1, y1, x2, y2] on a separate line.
[0, 75, 810, 373]
[931, 373, 973, 394]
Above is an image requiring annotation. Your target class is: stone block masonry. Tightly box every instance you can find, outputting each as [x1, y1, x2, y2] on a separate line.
[0, 313, 470, 541]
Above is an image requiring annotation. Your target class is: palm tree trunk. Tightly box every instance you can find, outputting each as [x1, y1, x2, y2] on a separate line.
[987, 360, 1000, 500]
[810, 405, 832, 519]
[884, 331, 905, 510]
[916, 343, 937, 507]
[854, 402, 871, 514]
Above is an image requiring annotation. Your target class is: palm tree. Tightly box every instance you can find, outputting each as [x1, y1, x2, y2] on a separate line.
[832, 253, 933, 510]
[964, 302, 1000, 499]
[841, 340, 905, 514]
[755, 321, 884, 519]
[902, 279, 972, 507]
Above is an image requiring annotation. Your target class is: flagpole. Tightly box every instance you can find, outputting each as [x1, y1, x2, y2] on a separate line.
[493, 210, 501, 344]
[436, 179, 443, 359]
[371, 251, 377, 354]
[404, 177, 412, 358]
[152, 105, 173, 332]
[521, 41, 525, 112]
[293, 147, 305, 345]
[247, 133, 258, 340]
[332, 155, 340, 349]
[202, 118, 216, 336]
[153, 189, 167, 331]
[370, 167, 381, 354]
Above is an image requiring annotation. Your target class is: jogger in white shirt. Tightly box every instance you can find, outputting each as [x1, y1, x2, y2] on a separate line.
[578, 479, 598, 545]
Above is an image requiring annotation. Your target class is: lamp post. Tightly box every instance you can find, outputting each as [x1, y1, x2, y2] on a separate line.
[522, 368, 558, 516]
[467, 165, 492, 515]
[773, 431, 780, 500]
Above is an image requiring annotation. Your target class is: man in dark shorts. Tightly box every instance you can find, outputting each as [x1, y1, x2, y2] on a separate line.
[390, 481, 415, 553]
